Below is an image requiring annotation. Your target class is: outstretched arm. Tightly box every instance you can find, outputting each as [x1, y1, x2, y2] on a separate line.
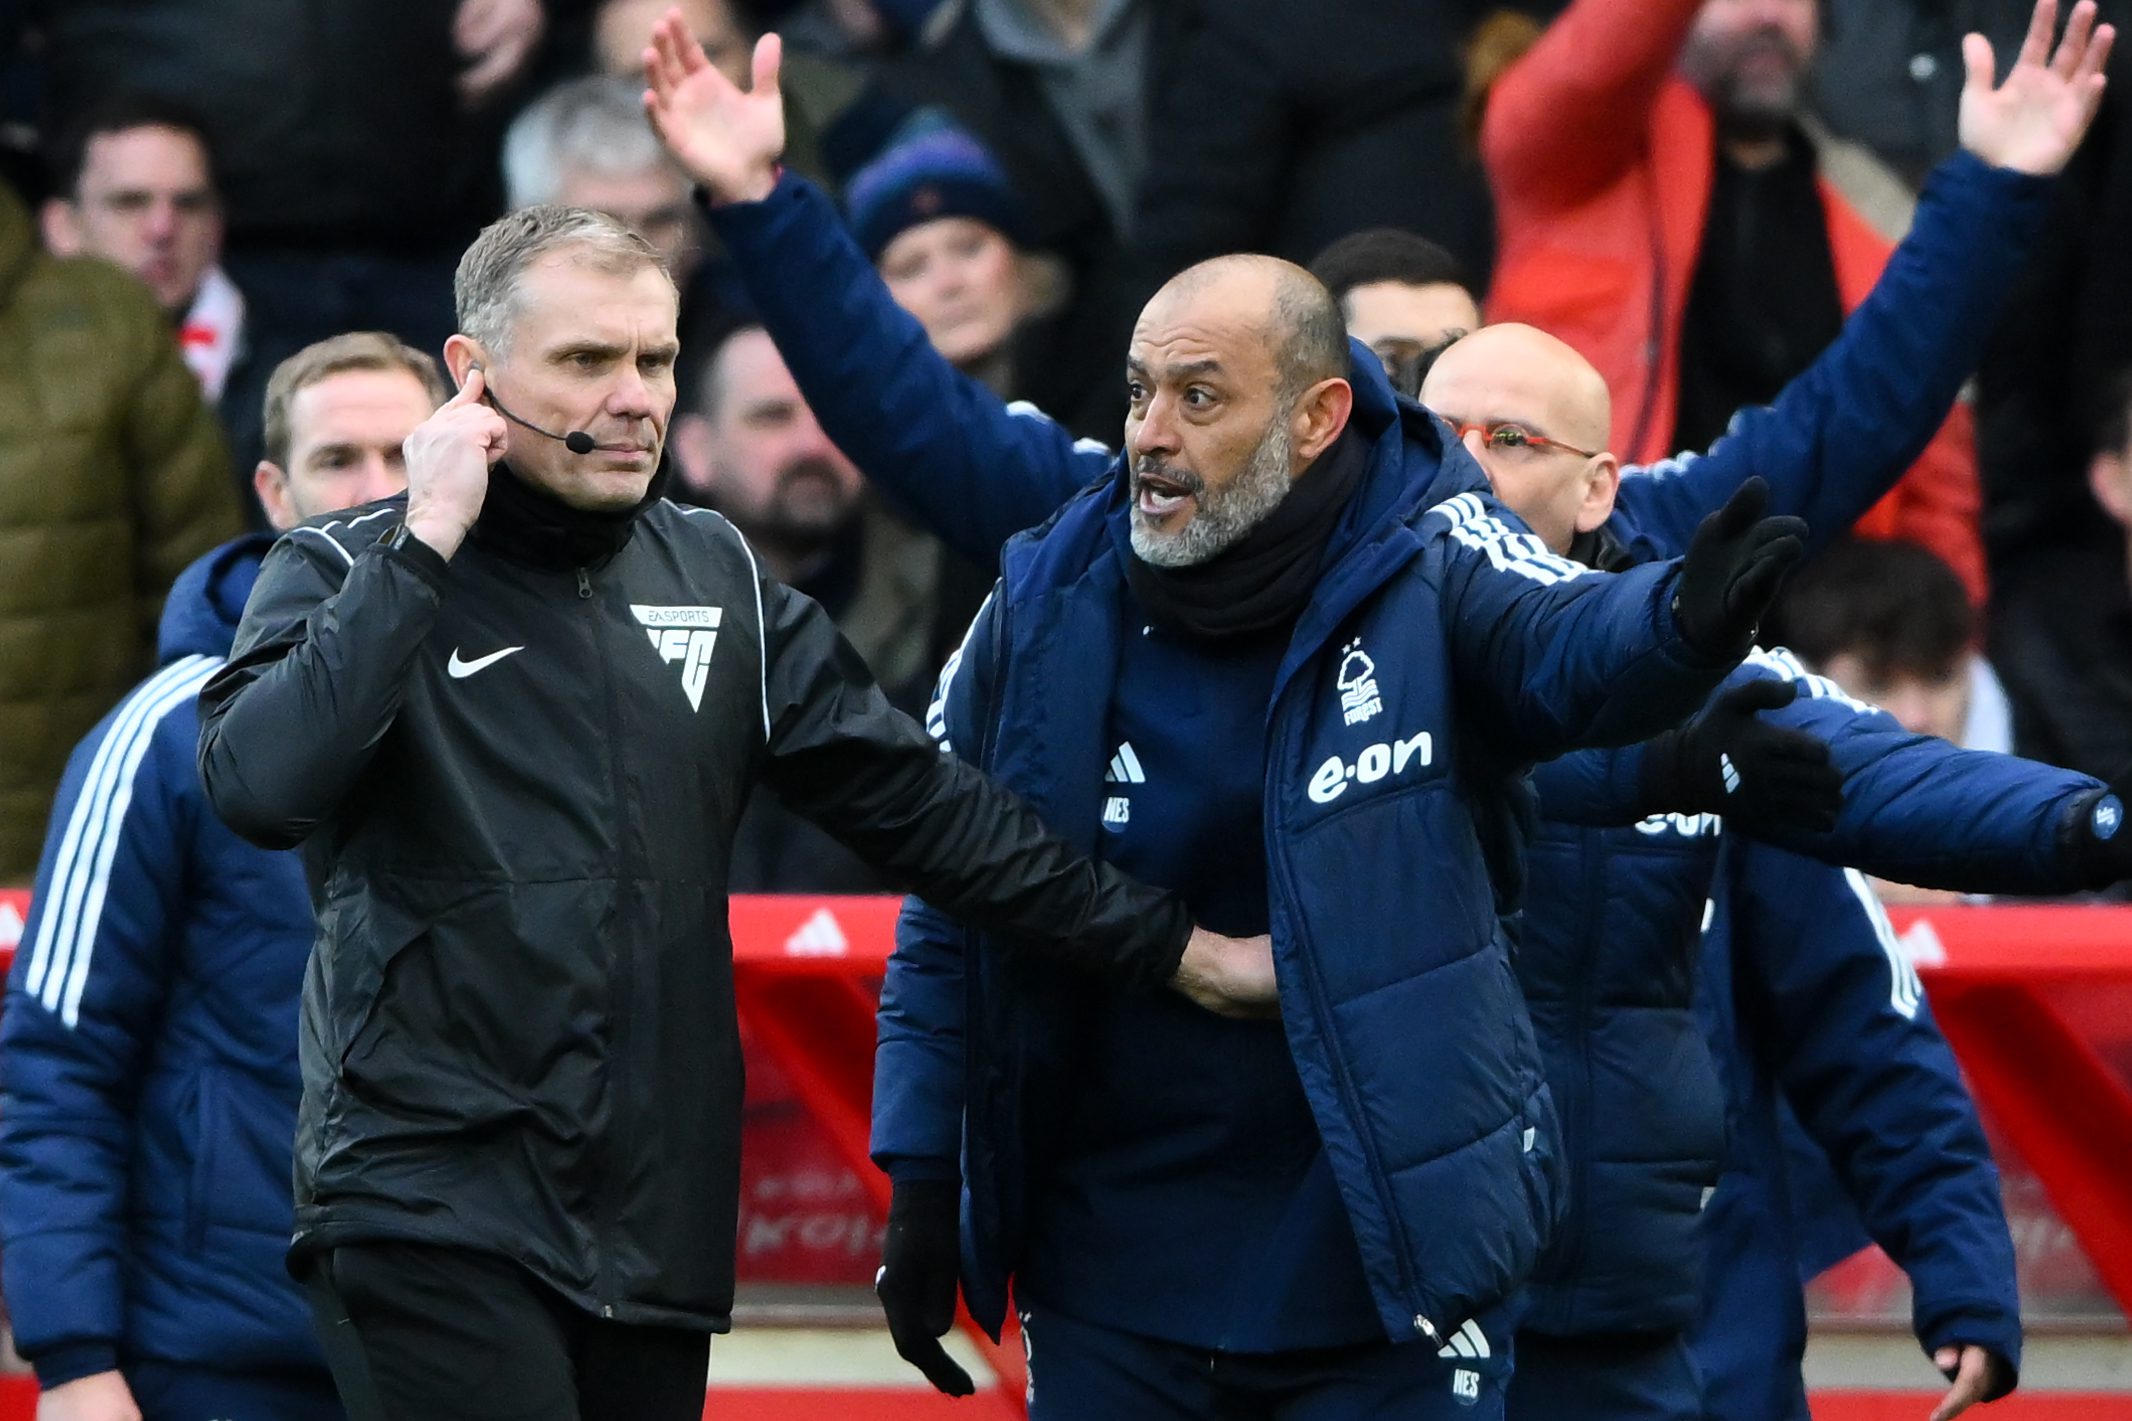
[646, 15, 1104, 563]
[1609, 0, 2114, 560]
[1538, 648, 2126, 895]
[1440, 477, 1803, 760]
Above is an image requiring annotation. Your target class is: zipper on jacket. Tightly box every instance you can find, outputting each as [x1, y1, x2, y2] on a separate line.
[580, 562, 633, 1315]
[1551, 830, 1609, 1317]
[1260, 682, 1437, 1340]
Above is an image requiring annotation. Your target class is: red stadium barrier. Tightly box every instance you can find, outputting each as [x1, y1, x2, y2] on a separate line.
[0, 892, 2126, 1416]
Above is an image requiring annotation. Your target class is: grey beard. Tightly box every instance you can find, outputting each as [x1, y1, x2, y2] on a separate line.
[1131, 417, 1296, 568]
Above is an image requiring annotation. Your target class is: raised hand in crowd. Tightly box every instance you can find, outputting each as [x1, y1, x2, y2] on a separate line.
[641, 6, 786, 204]
[1960, 0, 2115, 176]
[402, 365, 509, 560]
[456, 0, 547, 105]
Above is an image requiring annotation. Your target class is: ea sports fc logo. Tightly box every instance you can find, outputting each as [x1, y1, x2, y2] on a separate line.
[632, 605, 722, 712]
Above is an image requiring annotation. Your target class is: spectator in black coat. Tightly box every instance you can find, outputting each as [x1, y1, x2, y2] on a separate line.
[873, 0, 1183, 436]
[1132, 0, 1521, 294]
[1993, 364, 2132, 783]
[27, 0, 558, 392]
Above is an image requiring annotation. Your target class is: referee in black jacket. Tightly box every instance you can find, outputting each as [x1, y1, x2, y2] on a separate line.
[197, 205, 1267, 1421]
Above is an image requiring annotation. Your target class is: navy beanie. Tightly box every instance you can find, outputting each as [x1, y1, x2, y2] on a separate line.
[844, 128, 1030, 262]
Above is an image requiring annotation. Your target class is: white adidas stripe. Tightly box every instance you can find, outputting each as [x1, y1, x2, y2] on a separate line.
[1429, 493, 1588, 586]
[1105, 743, 1145, 784]
[1843, 867, 1924, 1022]
[24, 655, 218, 1028]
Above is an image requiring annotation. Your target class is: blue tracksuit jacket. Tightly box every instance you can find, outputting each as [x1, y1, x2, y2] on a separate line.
[708, 145, 2062, 1355]
[872, 353, 1743, 1347]
[1525, 646, 2102, 1345]
[1689, 841, 2023, 1421]
[0, 537, 325, 1388]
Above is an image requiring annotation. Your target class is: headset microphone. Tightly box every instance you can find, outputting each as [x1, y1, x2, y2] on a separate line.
[469, 368, 598, 454]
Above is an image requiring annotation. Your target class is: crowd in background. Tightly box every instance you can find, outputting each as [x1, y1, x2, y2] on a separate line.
[1, 0, 2129, 888]
[0, 2, 2129, 1417]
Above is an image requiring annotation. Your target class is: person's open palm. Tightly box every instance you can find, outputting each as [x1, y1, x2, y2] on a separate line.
[642, 8, 785, 204]
[1960, 0, 2114, 175]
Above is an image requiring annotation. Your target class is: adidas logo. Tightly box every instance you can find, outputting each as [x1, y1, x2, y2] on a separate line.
[632, 604, 722, 712]
[1105, 742, 1146, 784]
[1435, 1318, 1491, 1362]
[784, 908, 849, 957]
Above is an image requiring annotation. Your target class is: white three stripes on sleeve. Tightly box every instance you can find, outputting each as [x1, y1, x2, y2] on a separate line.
[1425, 493, 1589, 586]
[21, 654, 219, 1029]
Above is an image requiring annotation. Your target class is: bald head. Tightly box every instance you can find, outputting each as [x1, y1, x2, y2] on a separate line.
[1149, 255, 1348, 400]
[1123, 255, 1356, 568]
[1422, 324, 1611, 448]
[1419, 323, 1621, 554]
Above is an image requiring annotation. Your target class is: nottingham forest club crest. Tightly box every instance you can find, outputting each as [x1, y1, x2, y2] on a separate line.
[1336, 639, 1383, 727]
[632, 605, 722, 712]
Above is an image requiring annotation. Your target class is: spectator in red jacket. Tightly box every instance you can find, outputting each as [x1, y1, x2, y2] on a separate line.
[1476, 0, 2111, 603]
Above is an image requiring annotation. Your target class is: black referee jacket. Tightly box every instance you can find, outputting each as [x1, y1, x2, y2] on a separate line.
[198, 480, 1187, 1330]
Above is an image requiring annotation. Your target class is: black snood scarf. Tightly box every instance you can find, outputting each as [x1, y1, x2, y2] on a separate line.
[471, 459, 672, 570]
[1124, 430, 1368, 640]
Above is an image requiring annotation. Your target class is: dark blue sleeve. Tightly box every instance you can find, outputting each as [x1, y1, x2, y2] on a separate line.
[870, 590, 998, 1182]
[1528, 747, 1647, 828]
[1429, 488, 1733, 758]
[0, 693, 202, 1388]
[1732, 649, 2105, 893]
[1725, 840, 2022, 1377]
[1531, 649, 2110, 893]
[706, 174, 1109, 565]
[1609, 154, 2053, 559]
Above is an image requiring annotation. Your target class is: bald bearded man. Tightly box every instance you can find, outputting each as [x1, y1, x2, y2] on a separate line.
[864, 253, 1798, 1419]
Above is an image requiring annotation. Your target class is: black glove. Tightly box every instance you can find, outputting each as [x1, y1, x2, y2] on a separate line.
[1671, 478, 1809, 659]
[876, 1178, 975, 1397]
[2060, 774, 2130, 889]
[1638, 678, 1844, 831]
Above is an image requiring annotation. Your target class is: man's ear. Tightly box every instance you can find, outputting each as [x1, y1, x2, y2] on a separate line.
[39, 199, 84, 257]
[2091, 451, 2132, 528]
[443, 334, 486, 393]
[253, 460, 296, 532]
[1573, 454, 1623, 535]
[1292, 378, 1355, 468]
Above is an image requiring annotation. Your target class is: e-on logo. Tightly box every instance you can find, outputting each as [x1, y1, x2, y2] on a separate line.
[1307, 730, 1433, 804]
[631, 605, 722, 712]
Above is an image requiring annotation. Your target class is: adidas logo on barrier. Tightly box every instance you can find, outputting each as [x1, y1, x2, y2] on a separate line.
[784, 908, 849, 957]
